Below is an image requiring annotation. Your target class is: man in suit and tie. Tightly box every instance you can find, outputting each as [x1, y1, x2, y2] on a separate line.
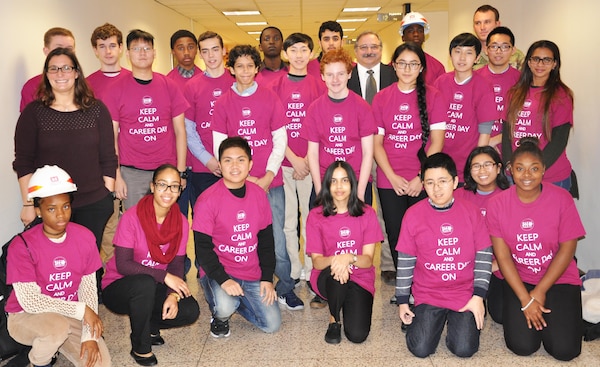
[348, 31, 398, 287]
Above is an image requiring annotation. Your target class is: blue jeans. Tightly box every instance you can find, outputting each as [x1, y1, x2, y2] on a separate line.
[200, 276, 281, 333]
[553, 175, 571, 191]
[268, 186, 294, 295]
[406, 303, 480, 358]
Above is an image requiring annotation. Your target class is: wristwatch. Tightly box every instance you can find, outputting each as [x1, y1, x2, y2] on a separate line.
[179, 170, 189, 180]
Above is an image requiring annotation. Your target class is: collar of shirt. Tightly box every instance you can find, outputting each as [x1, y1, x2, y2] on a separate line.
[356, 62, 381, 98]
[177, 65, 196, 79]
[231, 81, 258, 96]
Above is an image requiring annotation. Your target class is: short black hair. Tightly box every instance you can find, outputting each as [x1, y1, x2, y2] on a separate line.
[449, 32, 481, 56]
[260, 26, 283, 43]
[421, 152, 457, 181]
[283, 32, 314, 51]
[218, 136, 252, 161]
[170, 29, 197, 49]
[127, 29, 154, 48]
[227, 44, 261, 69]
[486, 26, 515, 46]
[318, 21, 343, 39]
[511, 137, 544, 166]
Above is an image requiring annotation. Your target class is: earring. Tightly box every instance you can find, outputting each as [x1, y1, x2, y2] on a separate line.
[37, 215, 42, 218]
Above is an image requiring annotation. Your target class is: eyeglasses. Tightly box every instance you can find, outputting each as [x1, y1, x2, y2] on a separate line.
[394, 61, 421, 70]
[529, 56, 554, 65]
[47, 65, 76, 74]
[357, 44, 381, 52]
[471, 161, 496, 171]
[488, 44, 512, 52]
[153, 182, 182, 193]
[130, 46, 153, 53]
[423, 177, 454, 189]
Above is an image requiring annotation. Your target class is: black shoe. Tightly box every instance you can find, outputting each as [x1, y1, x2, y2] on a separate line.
[210, 317, 231, 338]
[150, 333, 165, 346]
[381, 271, 396, 285]
[310, 294, 327, 309]
[325, 322, 342, 344]
[130, 350, 158, 366]
[401, 322, 408, 333]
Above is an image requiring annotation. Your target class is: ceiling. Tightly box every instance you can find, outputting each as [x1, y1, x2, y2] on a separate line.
[155, 0, 448, 48]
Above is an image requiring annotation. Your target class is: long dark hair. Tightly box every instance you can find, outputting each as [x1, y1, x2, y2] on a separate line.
[315, 161, 365, 217]
[38, 47, 96, 109]
[506, 40, 573, 142]
[392, 42, 429, 162]
[463, 146, 510, 193]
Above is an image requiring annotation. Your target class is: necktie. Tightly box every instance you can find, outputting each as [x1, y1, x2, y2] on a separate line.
[365, 69, 376, 105]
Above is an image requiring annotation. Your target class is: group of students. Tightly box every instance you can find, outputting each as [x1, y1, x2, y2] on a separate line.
[5, 4, 585, 367]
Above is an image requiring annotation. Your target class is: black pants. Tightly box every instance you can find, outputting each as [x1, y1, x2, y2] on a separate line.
[487, 273, 503, 324]
[378, 188, 426, 268]
[502, 280, 582, 361]
[102, 274, 200, 354]
[317, 267, 373, 343]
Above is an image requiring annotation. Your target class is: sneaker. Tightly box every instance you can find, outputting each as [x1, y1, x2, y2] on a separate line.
[390, 295, 397, 304]
[310, 294, 327, 309]
[325, 322, 342, 344]
[294, 278, 301, 288]
[210, 317, 230, 338]
[278, 290, 304, 310]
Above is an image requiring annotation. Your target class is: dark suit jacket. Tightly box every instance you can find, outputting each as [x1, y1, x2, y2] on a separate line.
[348, 63, 398, 98]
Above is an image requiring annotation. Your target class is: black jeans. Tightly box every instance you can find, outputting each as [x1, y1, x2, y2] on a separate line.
[502, 280, 582, 361]
[378, 188, 426, 269]
[102, 274, 200, 354]
[317, 266, 373, 343]
[487, 273, 503, 324]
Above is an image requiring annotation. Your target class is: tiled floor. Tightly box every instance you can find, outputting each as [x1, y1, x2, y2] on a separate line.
[3, 242, 600, 367]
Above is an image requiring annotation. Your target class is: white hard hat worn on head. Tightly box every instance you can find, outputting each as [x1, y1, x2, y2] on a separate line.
[27, 165, 77, 200]
[399, 12, 431, 36]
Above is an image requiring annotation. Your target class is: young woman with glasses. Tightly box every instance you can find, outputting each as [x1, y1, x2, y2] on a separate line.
[101, 164, 199, 366]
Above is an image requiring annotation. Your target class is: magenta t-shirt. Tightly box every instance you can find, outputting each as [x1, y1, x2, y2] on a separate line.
[424, 53, 446, 87]
[192, 180, 273, 281]
[486, 185, 584, 286]
[509, 87, 573, 182]
[211, 86, 286, 188]
[268, 73, 325, 166]
[372, 84, 446, 188]
[305, 205, 383, 297]
[6, 223, 102, 312]
[434, 72, 497, 180]
[397, 198, 491, 311]
[475, 66, 520, 137]
[19, 74, 42, 112]
[104, 72, 189, 170]
[256, 66, 288, 87]
[101, 203, 189, 289]
[184, 72, 235, 173]
[302, 92, 377, 180]
[166, 66, 202, 91]
[86, 68, 132, 102]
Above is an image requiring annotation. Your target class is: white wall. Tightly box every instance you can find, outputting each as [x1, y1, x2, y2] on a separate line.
[0, 0, 201, 247]
[449, 0, 600, 271]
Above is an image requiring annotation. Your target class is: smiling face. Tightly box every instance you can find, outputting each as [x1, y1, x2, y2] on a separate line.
[511, 152, 544, 197]
[330, 166, 351, 208]
[486, 33, 514, 69]
[450, 46, 478, 74]
[36, 193, 72, 238]
[230, 55, 258, 91]
[46, 54, 78, 93]
[469, 153, 500, 192]
[220, 146, 253, 189]
[322, 61, 351, 98]
[393, 49, 422, 90]
[423, 167, 458, 207]
[355, 33, 382, 69]
[172, 36, 198, 70]
[528, 47, 556, 86]
[285, 42, 312, 74]
[94, 36, 122, 69]
[199, 37, 225, 73]
[150, 167, 181, 211]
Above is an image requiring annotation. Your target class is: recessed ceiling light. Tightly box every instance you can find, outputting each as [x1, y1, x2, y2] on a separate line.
[236, 22, 268, 26]
[343, 7, 381, 12]
[223, 10, 261, 16]
[336, 18, 367, 23]
[342, 28, 356, 32]
[247, 31, 262, 35]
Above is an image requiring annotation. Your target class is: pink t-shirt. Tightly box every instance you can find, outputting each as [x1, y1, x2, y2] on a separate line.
[307, 59, 322, 82]
[192, 180, 273, 281]
[101, 203, 189, 289]
[256, 66, 289, 87]
[302, 92, 377, 180]
[509, 87, 573, 182]
[6, 223, 102, 313]
[166, 66, 202, 91]
[424, 53, 445, 87]
[184, 71, 235, 173]
[19, 74, 42, 112]
[211, 86, 287, 188]
[396, 198, 491, 311]
[86, 68, 132, 102]
[305, 205, 383, 297]
[104, 72, 189, 170]
[371, 84, 446, 188]
[434, 72, 497, 180]
[486, 185, 584, 286]
[268, 74, 325, 166]
[475, 66, 520, 137]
